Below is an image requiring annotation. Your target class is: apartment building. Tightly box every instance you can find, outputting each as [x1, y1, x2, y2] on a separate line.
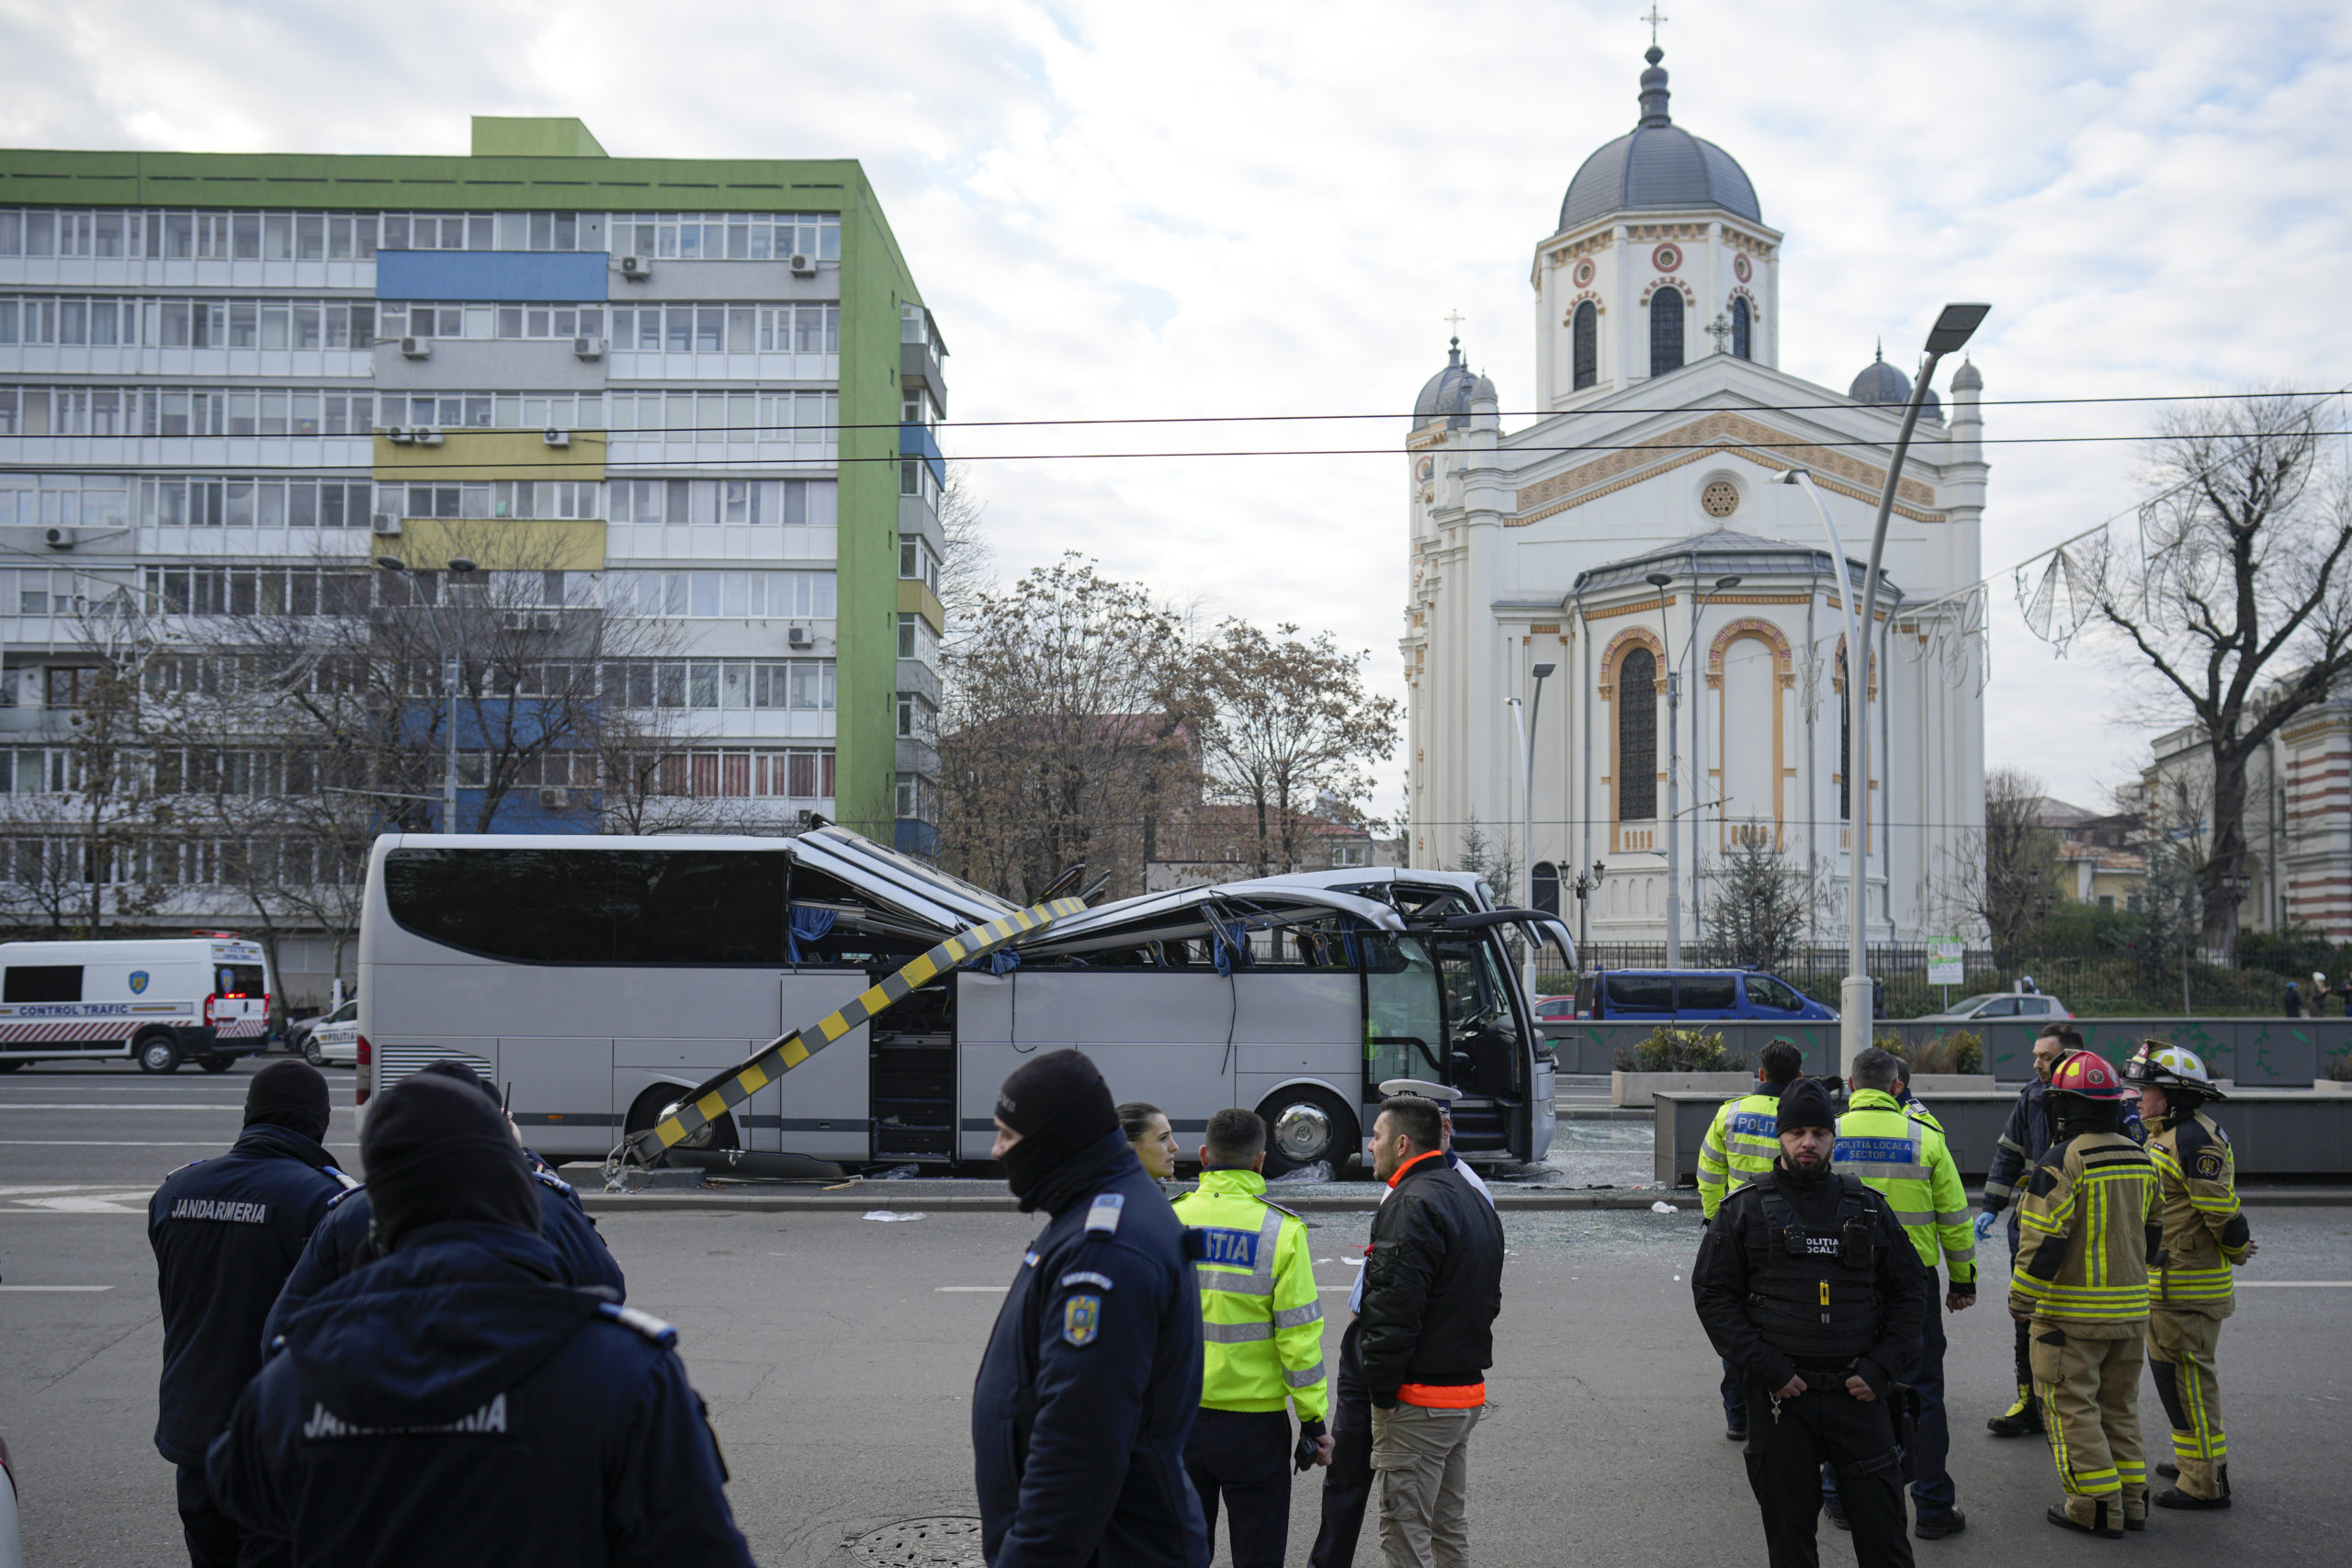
[0, 117, 949, 999]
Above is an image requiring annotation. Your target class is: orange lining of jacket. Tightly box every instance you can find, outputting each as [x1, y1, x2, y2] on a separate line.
[1383, 1149, 1485, 1408]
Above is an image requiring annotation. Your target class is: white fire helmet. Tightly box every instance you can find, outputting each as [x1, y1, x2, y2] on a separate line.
[2121, 1040, 2225, 1100]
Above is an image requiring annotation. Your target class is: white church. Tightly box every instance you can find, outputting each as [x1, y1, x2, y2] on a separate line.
[1401, 45, 1987, 951]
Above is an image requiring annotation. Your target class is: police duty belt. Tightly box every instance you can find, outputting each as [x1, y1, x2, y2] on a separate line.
[608, 897, 1088, 1175]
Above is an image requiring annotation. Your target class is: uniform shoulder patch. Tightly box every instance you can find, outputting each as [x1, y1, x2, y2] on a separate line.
[1061, 1293, 1101, 1346]
[532, 1168, 577, 1198]
[1260, 1197, 1303, 1223]
[1083, 1191, 1125, 1237]
[596, 1301, 677, 1348]
[324, 1184, 366, 1210]
[1058, 1269, 1114, 1290]
[2193, 1147, 2228, 1181]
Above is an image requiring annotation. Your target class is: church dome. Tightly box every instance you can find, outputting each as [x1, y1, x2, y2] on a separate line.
[1557, 48, 1761, 232]
[1413, 338, 1483, 430]
[1848, 345, 1941, 421]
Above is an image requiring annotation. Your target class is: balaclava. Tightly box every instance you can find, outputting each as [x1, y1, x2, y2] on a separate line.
[994, 1049, 1117, 1202]
[243, 1059, 331, 1145]
[359, 1073, 540, 1253]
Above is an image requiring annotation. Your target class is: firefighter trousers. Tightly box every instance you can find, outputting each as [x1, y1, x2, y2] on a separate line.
[2147, 1309, 2228, 1499]
[2029, 1321, 2148, 1527]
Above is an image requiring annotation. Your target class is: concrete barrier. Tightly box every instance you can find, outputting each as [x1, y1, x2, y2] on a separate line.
[1652, 1088, 2352, 1185]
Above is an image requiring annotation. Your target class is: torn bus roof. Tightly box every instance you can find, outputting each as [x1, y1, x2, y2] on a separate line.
[1001, 881, 1404, 959]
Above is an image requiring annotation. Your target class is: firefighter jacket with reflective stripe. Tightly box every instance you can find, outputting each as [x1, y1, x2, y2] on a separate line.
[2149, 1110, 2252, 1317]
[1171, 1169, 1328, 1422]
[2009, 1130, 2160, 1335]
[1833, 1089, 1977, 1286]
[1698, 1086, 1783, 1220]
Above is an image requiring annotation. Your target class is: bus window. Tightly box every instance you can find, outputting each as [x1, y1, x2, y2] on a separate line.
[1434, 937, 1521, 1097]
[1363, 934, 1443, 1096]
[385, 847, 788, 964]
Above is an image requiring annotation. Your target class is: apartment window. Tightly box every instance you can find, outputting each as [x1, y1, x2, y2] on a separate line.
[898, 614, 918, 660]
[899, 536, 941, 593]
[610, 570, 834, 619]
[895, 692, 936, 742]
[896, 774, 919, 818]
[607, 212, 839, 264]
[607, 477, 835, 528]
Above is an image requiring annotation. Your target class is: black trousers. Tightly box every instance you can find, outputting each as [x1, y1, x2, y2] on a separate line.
[1309, 1317, 1372, 1568]
[1185, 1406, 1294, 1568]
[1742, 1378, 1914, 1568]
[175, 1463, 287, 1568]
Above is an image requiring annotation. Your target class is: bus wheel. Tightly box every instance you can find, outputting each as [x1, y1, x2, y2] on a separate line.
[625, 1084, 738, 1165]
[1257, 1088, 1356, 1177]
[0, 1059, 23, 1072]
[198, 1056, 234, 1074]
[136, 1033, 184, 1075]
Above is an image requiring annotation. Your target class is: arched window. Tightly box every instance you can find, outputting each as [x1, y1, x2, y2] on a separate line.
[1731, 297, 1751, 361]
[1572, 302, 1597, 390]
[1618, 647, 1657, 821]
[1532, 862, 1561, 916]
[1649, 289, 1683, 377]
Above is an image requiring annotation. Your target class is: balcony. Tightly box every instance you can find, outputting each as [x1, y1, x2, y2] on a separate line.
[900, 340, 947, 415]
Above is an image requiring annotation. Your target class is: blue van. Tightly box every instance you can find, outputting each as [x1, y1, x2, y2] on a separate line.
[1574, 968, 1837, 1022]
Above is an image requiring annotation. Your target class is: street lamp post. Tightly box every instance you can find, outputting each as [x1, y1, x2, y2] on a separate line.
[1680, 573, 1741, 959]
[1776, 301, 1988, 1074]
[1644, 572, 1684, 965]
[1506, 660, 1557, 992]
[375, 553, 478, 835]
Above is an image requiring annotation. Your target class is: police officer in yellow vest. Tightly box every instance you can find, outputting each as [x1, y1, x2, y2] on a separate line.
[1699, 1038, 1806, 1440]
[2124, 1041, 2256, 1512]
[1827, 1046, 1976, 1540]
[1172, 1107, 1331, 1568]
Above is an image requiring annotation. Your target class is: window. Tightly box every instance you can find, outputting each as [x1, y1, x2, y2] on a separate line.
[1616, 646, 1657, 821]
[608, 212, 839, 264]
[43, 667, 98, 707]
[1745, 975, 1804, 1012]
[1603, 973, 1673, 1012]
[1648, 289, 1683, 377]
[898, 613, 917, 659]
[899, 536, 941, 592]
[3, 964, 81, 1003]
[1675, 975, 1738, 1011]
[383, 848, 792, 964]
[1731, 296, 1752, 361]
[1532, 861, 1560, 915]
[1572, 301, 1597, 390]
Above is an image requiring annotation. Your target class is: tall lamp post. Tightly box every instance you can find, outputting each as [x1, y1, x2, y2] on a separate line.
[1506, 660, 1557, 991]
[375, 554, 477, 834]
[1777, 300, 1988, 1074]
[1643, 573, 1685, 964]
[1679, 572, 1741, 959]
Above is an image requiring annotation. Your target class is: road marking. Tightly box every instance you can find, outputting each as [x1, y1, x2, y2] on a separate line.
[937, 1285, 1009, 1292]
[2237, 1280, 2352, 1288]
[0, 1104, 248, 1111]
[0, 1285, 112, 1292]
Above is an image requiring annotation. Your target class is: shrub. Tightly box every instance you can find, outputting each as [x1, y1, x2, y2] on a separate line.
[1882, 1031, 1985, 1076]
[2327, 1054, 2352, 1083]
[1613, 1026, 1747, 1073]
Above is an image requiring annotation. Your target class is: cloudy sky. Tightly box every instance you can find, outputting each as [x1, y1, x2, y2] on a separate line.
[6, 0, 2350, 817]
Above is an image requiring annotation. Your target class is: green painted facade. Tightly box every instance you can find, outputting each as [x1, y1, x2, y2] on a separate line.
[0, 121, 927, 839]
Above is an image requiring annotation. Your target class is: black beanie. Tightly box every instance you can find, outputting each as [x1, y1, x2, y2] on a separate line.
[995, 1049, 1117, 1201]
[359, 1073, 540, 1253]
[244, 1059, 331, 1145]
[1775, 1078, 1837, 1135]
[418, 1057, 502, 1110]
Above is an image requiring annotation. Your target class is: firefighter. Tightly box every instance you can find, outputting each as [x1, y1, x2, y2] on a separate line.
[2009, 1051, 2159, 1538]
[1975, 1021, 2075, 1437]
[1171, 1107, 1330, 1568]
[2124, 1041, 2256, 1511]
[1698, 1038, 1806, 1440]
[1826, 1046, 1975, 1540]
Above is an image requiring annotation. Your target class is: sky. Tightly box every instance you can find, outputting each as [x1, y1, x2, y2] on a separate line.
[4, 0, 2350, 818]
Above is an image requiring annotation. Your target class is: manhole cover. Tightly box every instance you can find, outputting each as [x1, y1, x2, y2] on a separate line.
[850, 1517, 985, 1568]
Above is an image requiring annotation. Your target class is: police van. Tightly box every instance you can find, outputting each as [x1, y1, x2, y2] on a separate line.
[0, 936, 274, 1074]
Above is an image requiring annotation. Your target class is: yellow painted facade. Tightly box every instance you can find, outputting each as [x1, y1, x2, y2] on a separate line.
[391, 518, 606, 571]
[898, 578, 945, 635]
[373, 429, 607, 482]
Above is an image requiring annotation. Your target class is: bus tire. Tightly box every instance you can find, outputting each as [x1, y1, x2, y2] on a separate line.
[0, 1058, 23, 1072]
[198, 1055, 234, 1074]
[136, 1032, 184, 1075]
[625, 1083, 738, 1166]
[1256, 1086, 1356, 1177]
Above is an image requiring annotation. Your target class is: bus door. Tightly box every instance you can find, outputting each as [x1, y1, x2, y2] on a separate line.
[1363, 933, 1445, 1112]
[774, 969, 875, 1165]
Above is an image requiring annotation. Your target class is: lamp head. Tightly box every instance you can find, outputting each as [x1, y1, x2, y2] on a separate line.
[1532, 661, 1557, 680]
[374, 556, 407, 573]
[1713, 575, 1741, 592]
[1926, 303, 1991, 355]
[447, 557, 479, 575]
[1645, 570, 1673, 589]
[1777, 468, 1811, 487]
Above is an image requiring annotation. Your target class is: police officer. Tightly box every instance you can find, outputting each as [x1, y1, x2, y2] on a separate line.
[1828, 1047, 1975, 1540]
[973, 1049, 1210, 1568]
[2010, 1051, 2158, 1537]
[1171, 1107, 1330, 1568]
[1699, 1038, 1806, 1439]
[2124, 1041, 2256, 1511]
[149, 1058, 352, 1568]
[1692, 1077, 1928, 1568]
[261, 1060, 623, 1347]
[207, 1071, 755, 1565]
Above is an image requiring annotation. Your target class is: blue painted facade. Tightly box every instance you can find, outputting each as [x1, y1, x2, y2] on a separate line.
[899, 423, 945, 488]
[376, 250, 612, 302]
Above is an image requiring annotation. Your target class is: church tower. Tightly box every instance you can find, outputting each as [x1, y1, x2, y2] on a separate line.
[1531, 47, 1783, 411]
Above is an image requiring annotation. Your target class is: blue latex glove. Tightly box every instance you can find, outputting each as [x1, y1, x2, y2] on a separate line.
[1973, 1210, 1997, 1241]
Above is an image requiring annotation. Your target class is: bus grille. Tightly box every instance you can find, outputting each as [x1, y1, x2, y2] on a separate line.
[378, 1043, 495, 1088]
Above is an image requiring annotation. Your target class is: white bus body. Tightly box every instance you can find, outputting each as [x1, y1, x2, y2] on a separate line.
[358, 829, 1559, 1168]
[0, 937, 274, 1073]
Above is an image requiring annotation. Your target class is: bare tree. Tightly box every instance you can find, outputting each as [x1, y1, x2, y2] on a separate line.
[1193, 620, 1400, 879]
[1934, 766, 2061, 969]
[935, 460, 995, 637]
[937, 555, 1202, 900]
[2086, 391, 2352, 955]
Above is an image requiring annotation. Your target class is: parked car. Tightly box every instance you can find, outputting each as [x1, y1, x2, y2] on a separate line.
[302, 999, 359, 1067]
[1915, 990, 2072, 1024]
[1532, 995, 1577, 1023]
[1573, 968, 1837, 1022]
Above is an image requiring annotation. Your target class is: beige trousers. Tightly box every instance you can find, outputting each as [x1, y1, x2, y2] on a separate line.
[1369, 1403, 1481, 1568]
[2148, 1308, 2229, 1498]
[2030, 1320, 2148, 1527]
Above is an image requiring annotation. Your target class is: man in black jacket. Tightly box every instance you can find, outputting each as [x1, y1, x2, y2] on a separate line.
[972, 1049, 1210, 1568]
[1693, 1078, 1928, 1568]
[1359, 1094, 1505, 1568]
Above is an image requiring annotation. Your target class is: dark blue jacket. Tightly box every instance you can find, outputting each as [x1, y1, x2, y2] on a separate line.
[207, 1222, 752, 1568]
[1984, 1078, 2144, 1251]
[973, 1131, 1209, 1568]
[261, 1160, 623, 1349]
[149, 1122, 351, 1465]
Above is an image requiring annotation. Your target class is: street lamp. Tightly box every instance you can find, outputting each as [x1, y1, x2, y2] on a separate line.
[1778, 300, 1988, 1074]
[1683, 573, 1741, 957]
[1644, 571, 1683, 964]
[375, 553, 478, 835]
[1506, 660, 1558, 990]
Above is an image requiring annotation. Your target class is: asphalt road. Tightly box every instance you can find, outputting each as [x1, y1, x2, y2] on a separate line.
[3, 1059, 2347, 1565]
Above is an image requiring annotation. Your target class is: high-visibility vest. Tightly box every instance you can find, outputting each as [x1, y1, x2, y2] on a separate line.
[1171, 1169, 1328, 1420]
[1698, 1089, 1781, 1220]
[1833, 1089, 1977, 1285]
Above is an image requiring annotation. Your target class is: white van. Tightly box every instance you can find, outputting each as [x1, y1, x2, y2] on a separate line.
[0, 937, 274, 1074]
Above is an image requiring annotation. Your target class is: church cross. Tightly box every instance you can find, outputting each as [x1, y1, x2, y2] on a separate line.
[1704, 312, 1732, 355]
[1641, 4, 1668, 46]
[1444, 310, 1465, 336]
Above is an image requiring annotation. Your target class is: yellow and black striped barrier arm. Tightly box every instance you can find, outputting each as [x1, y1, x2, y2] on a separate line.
[619, 896, 1088, 1166]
